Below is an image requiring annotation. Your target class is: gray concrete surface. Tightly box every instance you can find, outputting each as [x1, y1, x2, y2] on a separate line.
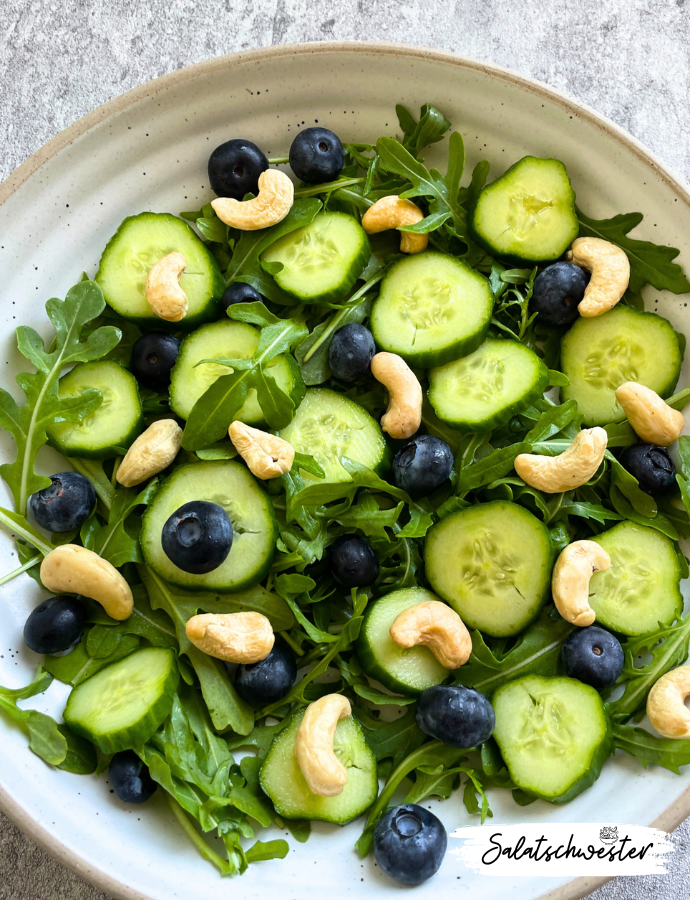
[1, 0, 690, 897]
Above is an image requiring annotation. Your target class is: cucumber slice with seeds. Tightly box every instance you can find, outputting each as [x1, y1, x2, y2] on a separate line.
[589, 521, 682, 636]
[63, 647, 178, 754]
[492, 675, 612, 803]
[561, 306, 682, 426]
[471, 156, 578, 263]
[96, 212, 225, 329]
[47, 360, 143, 459]
[261, 212, 370, 304]
[260, 707, 378, 823]
[370, 252, 493, 367]
[425, 501, 552, 637]
[428, 338, 549, 432]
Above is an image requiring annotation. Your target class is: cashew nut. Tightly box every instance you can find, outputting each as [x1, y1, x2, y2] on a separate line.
[211, 169, 294, 231]
[647, 666, 690, 738]
[40, 545, 133, 621]
[370, 352, 422, 439]
[117, 419, 182, 488]
[551, 540, 611, 627]
[185, 611, 274, 663]
[389, 600, 471, 669]
[615, 382, 685, 446]
[514, 427, 608, 493]
[145, 252, 187, 322]
[361, 196, 428, 254]
[294, 694, 352, 797]
[566, 237, 630, 317]
[228, 421, 295, 479]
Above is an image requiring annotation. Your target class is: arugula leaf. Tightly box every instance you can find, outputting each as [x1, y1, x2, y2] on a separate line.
[612, 722, 690, 773]
[0, 667, 70, 767]
[45, 629, 142, 685]
[295, 298, 372, 386]
[457, 443, 531, 494]
[0, 280, 120, 513]
[396, 103, 451, 158]
[80, 480, 158, 567]
[0, 506, 52, 555]
[353, 684, 415, 706]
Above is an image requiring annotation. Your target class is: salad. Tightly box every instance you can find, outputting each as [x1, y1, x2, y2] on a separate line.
[2, 101, 690, 887]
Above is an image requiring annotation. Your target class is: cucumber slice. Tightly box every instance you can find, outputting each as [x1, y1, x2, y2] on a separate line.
[261, 212, 370, 304]
[141, 460, 278, 591]
[95, 213, 225, 329]
[260, 707, 378, 823]
[47, 361, 143, 459]
[357, 588, 450, 695]
[425, 501, 552, 637]
[63, 647, 178, 754]
[428, 338, 549, 431]
[169, 319, 305, 425]
[369, 252, 493, 367]
[561, 306, 682, 426]
[279, 388, 389, 484]
[589, 521, 682, 636]
[492, 675, 612, 803]
[471, 156, 578, 263]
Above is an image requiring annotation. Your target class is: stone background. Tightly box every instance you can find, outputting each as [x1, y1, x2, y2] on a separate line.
[1, 0, 690, 898]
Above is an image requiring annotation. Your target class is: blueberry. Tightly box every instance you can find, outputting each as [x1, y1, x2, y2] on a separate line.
[289, 127, 344, 184]
[161, 501, 233, 574]
[392, 435, 453, 498]
[328, 324, 376, 383]
[531, 262, 590, 327]
[130, 332, 180, 390]
[416, 685, 495, 748]
[221, 282, 265, 310]
[23, 595, 87, 655]
[29, 472, 95, 533]
[109, 751, 158, 804]
[374, 804, 447, 885]
[561, 626, 624, 690]
[208, 139, 269, 200]
[329, 534, 379, 587]
[620, 443, 676, 495]
[234, 643, 297, 706]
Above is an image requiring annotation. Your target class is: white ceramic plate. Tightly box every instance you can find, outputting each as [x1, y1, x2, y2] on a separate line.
[1, 42, 690, 900]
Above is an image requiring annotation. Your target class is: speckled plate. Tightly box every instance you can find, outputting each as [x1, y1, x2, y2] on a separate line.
[1, 42, 690, 900]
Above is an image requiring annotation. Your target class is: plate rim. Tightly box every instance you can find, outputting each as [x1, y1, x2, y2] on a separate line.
[1, 39, 689, 900]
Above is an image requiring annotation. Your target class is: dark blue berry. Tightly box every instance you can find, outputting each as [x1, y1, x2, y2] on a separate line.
[221, 282, 265, 310]
[109, 751, 157, 804]
[234, 643, 297, 706]
[130, 332, 180, 390]
[161, 501, 232, 574]
[208, 139, 269, 200]
[23, 595, 87, 655]
[29, 472, 95, 533]
[392, 435, 453, 498]
[328, 324, 376, 382]
[561, 626, 624, 690]
[329, 534, 379, 587]
[531, 261, 590, 327]
[620, 443, 676, 495]
[289, 128, 344, 184]
[416, 685, 495, 748]
[374, 804, 447, 885]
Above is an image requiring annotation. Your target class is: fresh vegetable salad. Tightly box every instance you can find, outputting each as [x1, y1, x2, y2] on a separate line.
[2, 103, 690, 886]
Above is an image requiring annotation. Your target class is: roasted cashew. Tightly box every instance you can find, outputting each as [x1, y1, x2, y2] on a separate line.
[389, 600, 471, 669]
[40, 545, 133, 620]
[228, 421, 295, 479]
[615, 382, 685, 446]
[551, 540, 611, 627]
[647, 666, 690, 738]
[117, 419, 182, 488]
[145, 252, 188, 322]
[185, 611, 274, 663]
[361, 196, 428, 254]
[370, 352, 422, 439]
[514, 427, 608, 493]
[211, 169, 294, 231]
[566, 237, 630, 317]
[295, 694, 352, 797]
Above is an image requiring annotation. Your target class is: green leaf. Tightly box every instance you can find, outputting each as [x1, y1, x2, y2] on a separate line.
[0, 506, 52, 555]
[245, 840, 290, 863]
[458, 443, 531, 494]
[525, 400, 579, 443]
[295, 298, 372, 386]
[0, 668, 68, 766]
[355, 707, 425, 767]
[353, 684, 415, 706]
[57, 724, 97, 774]
[45, 631, 142, 685]
[612, 722, 690, 774]
[398, 104, 451, 158]
[80, 480, 158, 567]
